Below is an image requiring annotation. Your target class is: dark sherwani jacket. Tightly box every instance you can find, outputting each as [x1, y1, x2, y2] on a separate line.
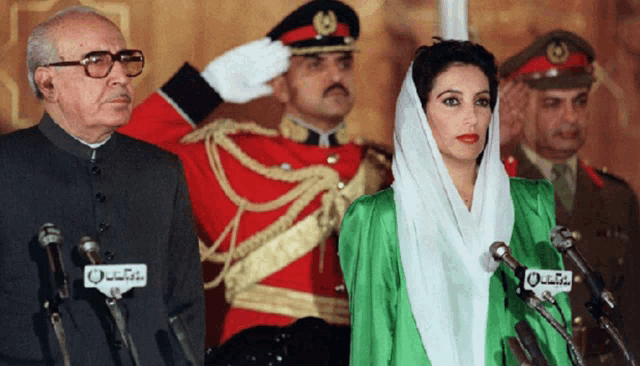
[0, 115, 204, 365]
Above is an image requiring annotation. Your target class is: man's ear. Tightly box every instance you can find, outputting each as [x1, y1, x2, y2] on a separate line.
[270, 75, 289, 104]
[34, 67, 56, 102]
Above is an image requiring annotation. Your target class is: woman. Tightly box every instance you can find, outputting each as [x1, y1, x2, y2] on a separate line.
[339, 40, 573, 365]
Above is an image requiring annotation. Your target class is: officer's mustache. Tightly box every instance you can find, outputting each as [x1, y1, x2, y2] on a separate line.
[323, 83, 349, 97]
[553, 123, 583, 137]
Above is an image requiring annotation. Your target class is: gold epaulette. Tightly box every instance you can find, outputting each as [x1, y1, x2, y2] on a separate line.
[358, 138, 393, 194]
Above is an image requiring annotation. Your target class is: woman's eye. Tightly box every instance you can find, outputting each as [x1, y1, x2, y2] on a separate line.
[443, 97, 459, 106]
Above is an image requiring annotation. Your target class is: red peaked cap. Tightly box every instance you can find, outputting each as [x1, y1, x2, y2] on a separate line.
[267, 0, 359, 55]
[500, 30, 595, 90]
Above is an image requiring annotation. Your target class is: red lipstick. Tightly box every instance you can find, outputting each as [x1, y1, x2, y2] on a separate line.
[456, 134, 479, 144]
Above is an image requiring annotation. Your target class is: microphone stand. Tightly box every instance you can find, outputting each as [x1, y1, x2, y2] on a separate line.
[586, 301, 637, 366]
[551, 226, 637, 365]
[43, 296, 71, 366]
[490, 241, 584, 365]
[78, 236, 142, 366]
[515, 321, 550, 366]
[103, 289, 142, 366]
[508, 337, 533, 366]
[515, 287, 585, 366]
[38, 223, 71, 366]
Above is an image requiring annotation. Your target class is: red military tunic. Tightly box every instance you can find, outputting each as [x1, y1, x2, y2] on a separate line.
[119, 64, 362, 346]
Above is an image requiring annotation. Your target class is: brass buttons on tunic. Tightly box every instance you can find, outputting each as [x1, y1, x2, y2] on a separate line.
[280, 162, 292, 171]
[574, 274, 583, 284]
[337, 181, 346, 190]
[327, 154, 339, 165]
[572, 230, 582, 241]
[573, 316, 584, 326]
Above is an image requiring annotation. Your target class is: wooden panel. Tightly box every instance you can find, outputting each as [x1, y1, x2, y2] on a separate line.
[0, 0, 134, 133]
[2, 0, 640, 194]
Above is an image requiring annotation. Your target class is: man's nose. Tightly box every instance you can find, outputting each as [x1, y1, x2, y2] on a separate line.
[107, 61, 131, 85]
[327, 62, 345, 83]
[564, 104, 579, 123]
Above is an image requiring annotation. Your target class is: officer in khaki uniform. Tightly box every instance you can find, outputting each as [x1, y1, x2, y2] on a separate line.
[500, 30, 640, 364]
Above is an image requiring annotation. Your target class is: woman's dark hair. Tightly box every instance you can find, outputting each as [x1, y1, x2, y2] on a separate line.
[412, 38, 498, 112]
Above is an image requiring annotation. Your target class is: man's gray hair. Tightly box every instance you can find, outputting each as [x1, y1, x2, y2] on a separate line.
[26, 6, 113, 99]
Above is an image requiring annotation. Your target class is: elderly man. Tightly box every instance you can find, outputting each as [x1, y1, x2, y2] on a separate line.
[0, 7, 204, 365]
[119, 0, 390, 363]
[500, 30, 640, 364]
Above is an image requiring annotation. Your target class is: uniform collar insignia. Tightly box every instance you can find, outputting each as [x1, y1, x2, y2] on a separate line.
[279, 115, 349, 147]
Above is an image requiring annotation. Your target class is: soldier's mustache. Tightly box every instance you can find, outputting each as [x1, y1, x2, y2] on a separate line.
[553, 124, 582, 137]
[557, 124, 581, 133]
[323, 83, 349, 97]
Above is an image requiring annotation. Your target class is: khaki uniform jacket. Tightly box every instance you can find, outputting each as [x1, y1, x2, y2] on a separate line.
[508, 145, 640, 363]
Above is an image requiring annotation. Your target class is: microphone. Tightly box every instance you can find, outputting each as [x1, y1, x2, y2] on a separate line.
[490, 241, 586, 365]
[550, 225, 616, 309]
[490, 241, 527, 280]
[490, 241, 546, 306]
[77, 236, 104, 265]
[38, 223, 69, 300]
[77, 237, 142, 365]
[515, 321, 550, 366]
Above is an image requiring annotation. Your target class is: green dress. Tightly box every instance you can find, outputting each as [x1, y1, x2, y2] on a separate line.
[339, 178, 573, 365]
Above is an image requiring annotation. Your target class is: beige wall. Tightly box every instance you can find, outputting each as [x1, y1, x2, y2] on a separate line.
[2, 0, 640, 194]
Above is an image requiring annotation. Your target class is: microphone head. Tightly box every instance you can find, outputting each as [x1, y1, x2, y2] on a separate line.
[549, 225, 574, 252]
[489, 241, 509, 261]
[38, 223, 62, 247]
[77, 236, 100, 262]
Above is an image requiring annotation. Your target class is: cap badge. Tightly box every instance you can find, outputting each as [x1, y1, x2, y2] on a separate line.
[313, 10, 338, 36]
[546, 40, 570, 64]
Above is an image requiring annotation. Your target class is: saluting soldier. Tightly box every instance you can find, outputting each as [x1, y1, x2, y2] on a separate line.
[119, 0, 391, 364]
[499, 30, 640, 364]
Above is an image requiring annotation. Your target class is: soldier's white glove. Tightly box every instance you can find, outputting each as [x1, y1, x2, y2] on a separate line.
[201, 37, 291, 104]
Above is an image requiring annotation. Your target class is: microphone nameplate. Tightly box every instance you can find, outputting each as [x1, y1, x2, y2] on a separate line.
[524, 269, 572, 299]
[84, 264, 147, 298]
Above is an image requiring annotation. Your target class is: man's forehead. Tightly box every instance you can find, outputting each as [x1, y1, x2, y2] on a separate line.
[54, 15, 125, 55]
[539, 87, 589, 98]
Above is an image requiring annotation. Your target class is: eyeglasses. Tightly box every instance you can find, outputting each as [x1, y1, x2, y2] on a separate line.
[43, 49, 144, 78]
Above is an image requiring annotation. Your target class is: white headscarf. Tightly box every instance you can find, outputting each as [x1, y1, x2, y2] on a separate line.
[392, 63, 514, 365]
